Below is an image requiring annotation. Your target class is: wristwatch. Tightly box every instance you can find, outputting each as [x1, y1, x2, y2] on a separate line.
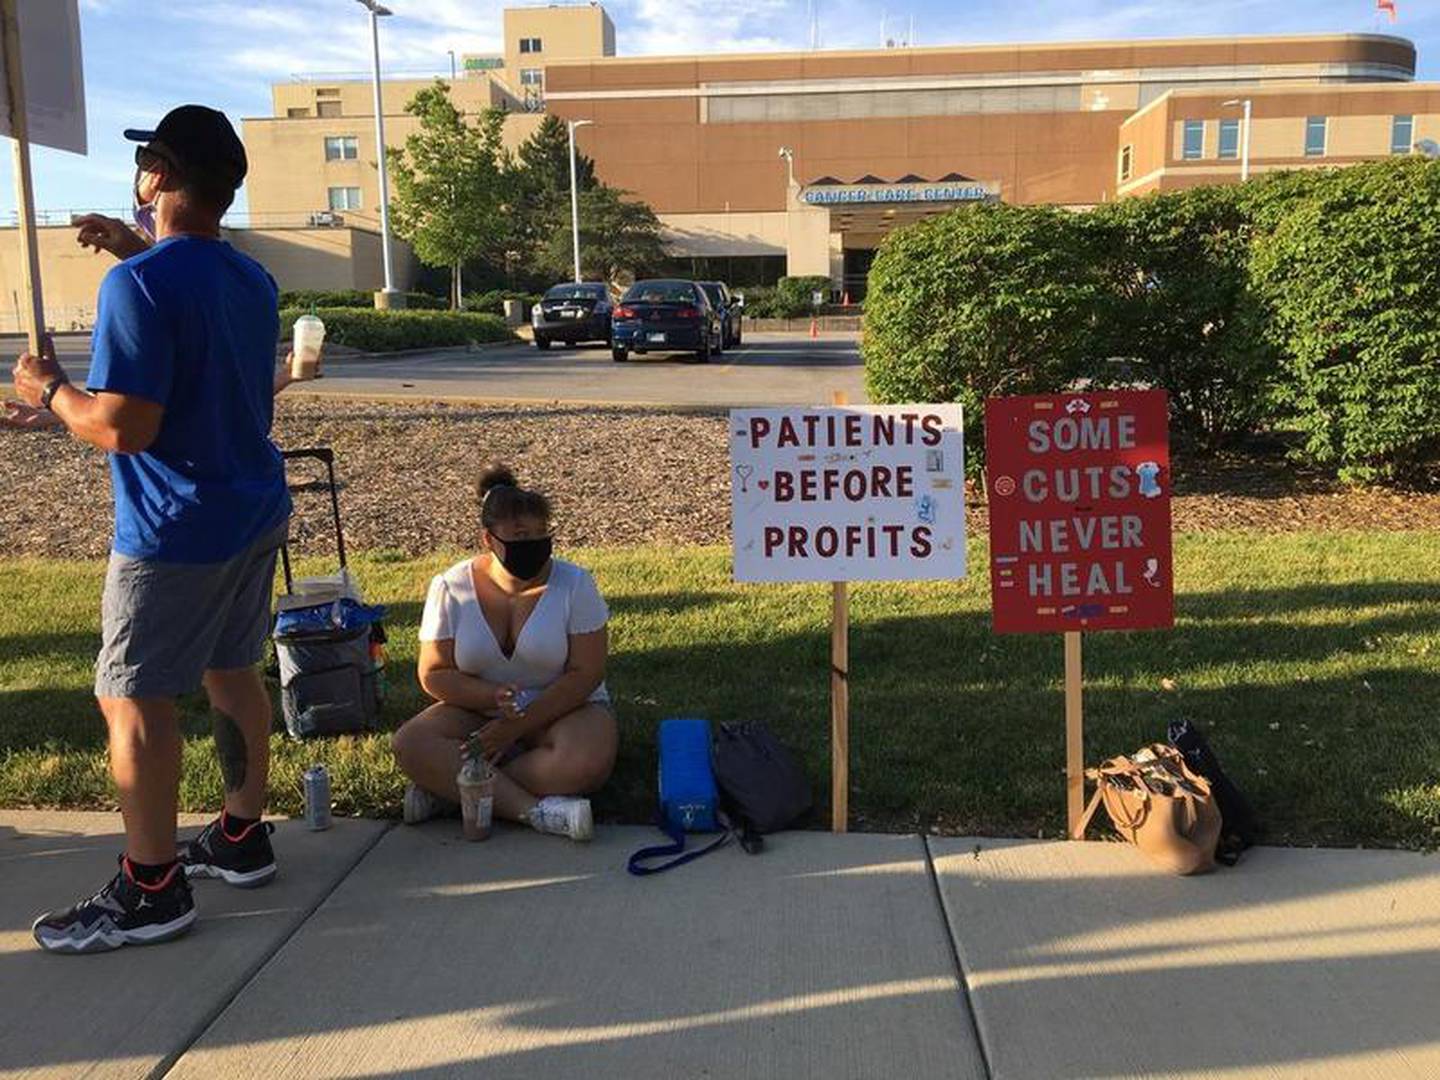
[39, 375, 68, 411]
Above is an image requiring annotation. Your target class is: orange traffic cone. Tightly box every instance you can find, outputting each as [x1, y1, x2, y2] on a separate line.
[809, 316, 819, 339]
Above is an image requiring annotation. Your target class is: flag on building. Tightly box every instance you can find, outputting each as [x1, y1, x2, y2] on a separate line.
[1377, 0, 1398, 22]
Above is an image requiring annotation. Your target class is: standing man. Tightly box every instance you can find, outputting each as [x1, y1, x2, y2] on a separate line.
[14, 107, 293, 954]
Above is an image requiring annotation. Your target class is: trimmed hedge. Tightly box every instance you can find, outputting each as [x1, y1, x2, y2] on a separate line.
[462, 289, 541, 316]
[739, 276, 833, 318]
[1088, 186, 1277, 450]
[862, 158, 1440, 483]
[863, 203, 1105, 463]
[279, 308, 514, 353]
[1249, 158, 1440, 483]
[278, 289, 447, 310]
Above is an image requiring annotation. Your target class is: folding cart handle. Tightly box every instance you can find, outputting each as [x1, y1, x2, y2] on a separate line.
[279, 446, 347, 594]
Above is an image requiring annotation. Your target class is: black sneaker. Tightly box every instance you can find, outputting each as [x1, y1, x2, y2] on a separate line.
[32, 857, 195, 955]
[179, 814, 277, 888]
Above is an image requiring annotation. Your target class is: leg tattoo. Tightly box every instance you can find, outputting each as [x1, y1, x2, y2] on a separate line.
[214, 710, 249, 794]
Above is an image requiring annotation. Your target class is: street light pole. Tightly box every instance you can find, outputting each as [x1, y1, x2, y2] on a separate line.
[1223, 98, 1253, 182]
[568, 119, 593, 282]
[358, 0, 399, 305]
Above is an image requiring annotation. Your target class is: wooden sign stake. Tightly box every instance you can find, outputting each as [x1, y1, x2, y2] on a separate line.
[1, 0, 48, 353]
[830, 390, 850, 833]
[1064, 630, 1084, 839]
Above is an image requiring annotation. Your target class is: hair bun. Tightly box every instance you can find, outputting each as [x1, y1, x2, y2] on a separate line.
[477, 462, 518, 501]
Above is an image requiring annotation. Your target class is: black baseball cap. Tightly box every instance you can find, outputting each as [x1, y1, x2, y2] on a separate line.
[124, 105, 247, 189]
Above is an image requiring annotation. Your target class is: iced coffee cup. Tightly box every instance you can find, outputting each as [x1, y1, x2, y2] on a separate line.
[291, 313, 326, 381]
[458, 752, 495, 842]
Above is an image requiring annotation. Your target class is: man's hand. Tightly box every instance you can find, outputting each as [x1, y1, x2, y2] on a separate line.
[0, 401, 62, 431]
[13, 338, 66, 409]
[73, 213, 150, 261]
[274, 354, 296, 395]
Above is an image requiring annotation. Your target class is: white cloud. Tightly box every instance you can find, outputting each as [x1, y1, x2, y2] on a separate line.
[612, 0, 803, 55]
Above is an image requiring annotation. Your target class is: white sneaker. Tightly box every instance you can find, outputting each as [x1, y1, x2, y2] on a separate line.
[528, 796, 594, 841]
[403, 782, 451, 825]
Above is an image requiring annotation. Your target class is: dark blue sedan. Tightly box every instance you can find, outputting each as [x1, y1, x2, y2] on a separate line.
[611, 279, 723, 363]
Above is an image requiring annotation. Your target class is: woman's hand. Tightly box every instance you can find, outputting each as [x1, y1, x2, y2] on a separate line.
[476, 717, 517, 765]
[493, 683, 526, 722]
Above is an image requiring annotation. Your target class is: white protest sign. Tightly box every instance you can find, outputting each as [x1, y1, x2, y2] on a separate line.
[731, 405, 966, 584]
[0, 0, 87, 154]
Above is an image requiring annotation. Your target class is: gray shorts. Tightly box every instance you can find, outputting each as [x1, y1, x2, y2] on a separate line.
[95, 521, 289, 700]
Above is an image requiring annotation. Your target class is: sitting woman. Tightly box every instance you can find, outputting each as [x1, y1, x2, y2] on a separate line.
[391, 464, 616, 839]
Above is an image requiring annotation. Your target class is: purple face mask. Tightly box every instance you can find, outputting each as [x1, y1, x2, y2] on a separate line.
[133, 168, 157, 240]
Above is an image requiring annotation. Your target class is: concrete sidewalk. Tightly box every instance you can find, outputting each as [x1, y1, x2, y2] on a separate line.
[0, 812, 387, 1080]
[2, 811, 1437, 1079]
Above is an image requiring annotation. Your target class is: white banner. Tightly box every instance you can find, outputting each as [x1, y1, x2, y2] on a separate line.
[0, 0, 87, 155]
[731, 405, 966, 584]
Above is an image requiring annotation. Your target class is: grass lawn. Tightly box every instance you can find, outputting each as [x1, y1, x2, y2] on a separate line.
[2, 532, 1438, 849]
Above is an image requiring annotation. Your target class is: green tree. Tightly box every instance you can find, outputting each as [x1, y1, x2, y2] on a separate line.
[509, 116, 597, 276]
[862, 203, 1106, 464]
[537, 184, 667, 286]
[386, 81, 512, 309]
[1089, 185, 1277, 449]
[1249, 157, 1440, 483]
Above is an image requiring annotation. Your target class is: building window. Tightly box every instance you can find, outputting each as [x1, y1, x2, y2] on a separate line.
[1218, 118, 1240, 160]
[520, 68, 543, 87]
[519, 37, 541, 53]
[327, 186, 361, 211]
[324, 136, 359, 161]
[1305, 116, 1327, 157]
[1119, 144, 1133, 182]
[317, 100, 342, 118]
[1182, 119, 1204, 160]
[287, 107, 309, 119]
[1392, 114, 1414, 155]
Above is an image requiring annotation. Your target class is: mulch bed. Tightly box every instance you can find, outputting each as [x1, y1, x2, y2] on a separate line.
[2, 398, 1438, 560]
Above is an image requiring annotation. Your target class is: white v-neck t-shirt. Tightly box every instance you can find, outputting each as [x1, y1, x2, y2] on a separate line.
[419, 558, 610, 704]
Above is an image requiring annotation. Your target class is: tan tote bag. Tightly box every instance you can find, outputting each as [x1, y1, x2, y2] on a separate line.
[1078, 744, 1222, 876]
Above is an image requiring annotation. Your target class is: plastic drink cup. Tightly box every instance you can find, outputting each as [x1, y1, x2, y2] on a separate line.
[458, 757, 495, 841]
[291, 314, 326, 380]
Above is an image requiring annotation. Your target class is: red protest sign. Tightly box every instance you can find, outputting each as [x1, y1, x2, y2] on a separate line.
[985, 390, 1173, 634]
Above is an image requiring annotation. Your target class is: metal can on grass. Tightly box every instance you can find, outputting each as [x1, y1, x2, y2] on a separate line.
[303, 765, 332, 831]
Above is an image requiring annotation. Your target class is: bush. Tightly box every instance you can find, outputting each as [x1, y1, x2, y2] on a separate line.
[863, 203, 1105, 463]
[462, 289, 541, 316]
[733, 277, 834, 319]
[278, 308, 514, 353]
[736, 285, 780, 318]
[1249, 157, 1440, 483]
[278, 289, 447, 311]
[1088, 186, 1279, 449]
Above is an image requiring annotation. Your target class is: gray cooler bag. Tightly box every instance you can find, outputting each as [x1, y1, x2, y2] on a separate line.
[275, 623, 381, 738]
[272, 448, 385, 739]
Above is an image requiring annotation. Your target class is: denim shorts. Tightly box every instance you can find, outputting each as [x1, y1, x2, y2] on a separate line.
[95, 521, 289, 700]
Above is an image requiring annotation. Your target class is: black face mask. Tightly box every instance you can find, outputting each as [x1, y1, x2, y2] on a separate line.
[493, 534, 553, 581]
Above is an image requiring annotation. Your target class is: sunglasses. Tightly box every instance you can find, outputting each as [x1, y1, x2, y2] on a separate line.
[133, 144, 175, 172]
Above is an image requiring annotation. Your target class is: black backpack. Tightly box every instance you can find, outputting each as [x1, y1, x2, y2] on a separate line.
[1168, 718, 1260, 865]
[713, 721, 813, 851]
[628, 720, 812, 874]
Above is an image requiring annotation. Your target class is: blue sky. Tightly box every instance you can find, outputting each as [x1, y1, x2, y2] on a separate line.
[2, 0, 1436, 217]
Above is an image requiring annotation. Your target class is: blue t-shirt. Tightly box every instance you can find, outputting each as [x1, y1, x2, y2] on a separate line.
[87, 236, 291, 563]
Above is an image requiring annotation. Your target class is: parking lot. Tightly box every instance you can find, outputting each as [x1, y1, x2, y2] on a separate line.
[11, 331, 865, 409]
[297, 331, 865, 407]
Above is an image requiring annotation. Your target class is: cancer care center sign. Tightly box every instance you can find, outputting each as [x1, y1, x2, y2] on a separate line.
[731, 406, 965, 583]
[985, 390, 1173, 634]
